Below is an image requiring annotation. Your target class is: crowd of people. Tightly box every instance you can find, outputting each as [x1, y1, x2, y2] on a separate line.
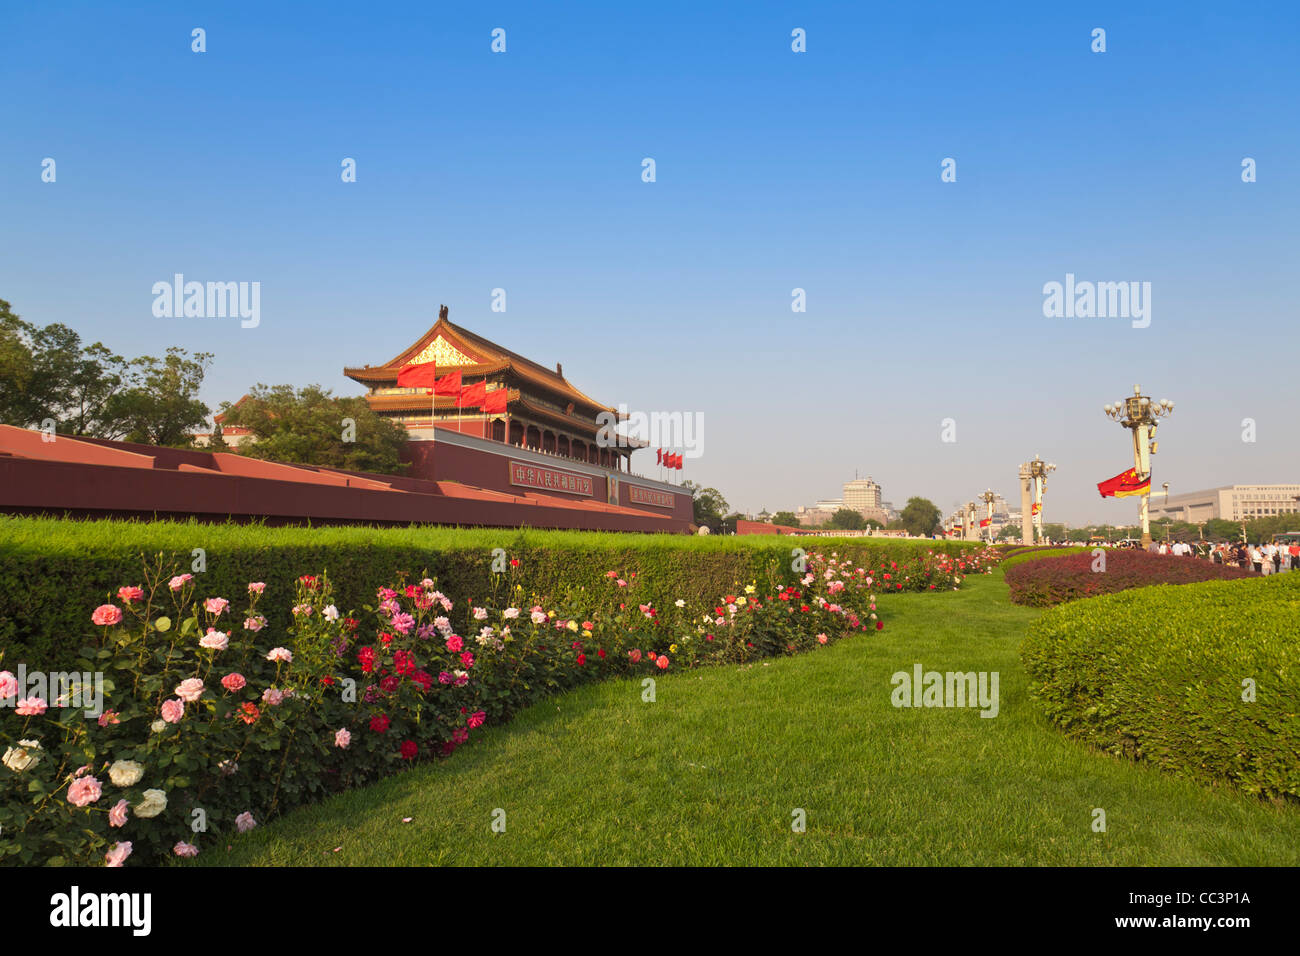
[1154, 539, 1299, 574]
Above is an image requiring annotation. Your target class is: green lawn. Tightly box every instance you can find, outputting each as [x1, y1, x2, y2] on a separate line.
[198, 572, 1300, 866]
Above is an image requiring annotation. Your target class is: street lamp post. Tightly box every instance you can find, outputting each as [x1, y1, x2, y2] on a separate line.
[965, 501, 977, 542]
[979, 489, 997, 544]
[1027, 456, 1056, 545]
[1103, 384, 1174, 550]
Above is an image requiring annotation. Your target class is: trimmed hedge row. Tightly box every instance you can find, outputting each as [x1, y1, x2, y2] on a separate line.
[1021, 574, 1300, 801]
[0, 517, 986, 667]
[998, 547, 1090, 571]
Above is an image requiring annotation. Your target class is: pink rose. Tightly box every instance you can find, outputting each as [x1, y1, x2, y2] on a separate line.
[174, 678, 204, 703]
[467, 710, 486, 729]
[109, 799, 129, 827]
[173, 842, 199, 858]
[0, 670, 17, 699]
[221, 673, 246, 692]
[92, 604, 123, 626]
[117, 586, 144, 603]
[334, 728, 351, 748]
[816, 633, 828, 645]
[16, 696, 46, 716]
[161, 698, 185, 723]
[199, 629, 229, 651]
[445, 635, 463, 653]
[67, 775, 103, 807]
[168, 574, 193, 591]
[244, 616, 266, 632]
[203, 597, 229, 615]
[248, 582, 266, 594]
[97, 709, 120, 727]
[104, 841, 133, 867]
[235, 811, 257, 833]
[266, 647, 293, 663]
[262, 687, 284, 706]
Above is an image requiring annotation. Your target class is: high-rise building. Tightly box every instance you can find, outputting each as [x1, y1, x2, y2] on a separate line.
[843, 477, 882, 512]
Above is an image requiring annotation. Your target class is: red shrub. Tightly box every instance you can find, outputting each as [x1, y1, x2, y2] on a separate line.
[1006, 549, 1253, 607]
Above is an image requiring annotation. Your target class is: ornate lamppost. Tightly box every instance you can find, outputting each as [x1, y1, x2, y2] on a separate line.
[965, 501, 977, 542]
[979, 489, 997, 544]
[1022, 456, 1056, 545]
[1103, 384, 1174, 549]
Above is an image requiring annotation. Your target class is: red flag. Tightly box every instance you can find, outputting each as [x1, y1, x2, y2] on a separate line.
[396, 362, 438, 388]
[457, 381, 486, 408]
[433, 370, 462, 395]
[1097, 468, 1150, 499]
[1031, 502, 1042, 515]
[673, 453, 683, 470]
[656, 449, 663, 466]
[979, 518, 992, 528]
[483, 388, 508, 414]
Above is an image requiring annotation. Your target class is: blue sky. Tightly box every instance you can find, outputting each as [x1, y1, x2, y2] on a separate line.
[2, 1, 1297, 524]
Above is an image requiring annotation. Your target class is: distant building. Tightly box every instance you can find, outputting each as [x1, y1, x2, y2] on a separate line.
[1148, 484, 1300, 523]
[843, 477, 881, 510]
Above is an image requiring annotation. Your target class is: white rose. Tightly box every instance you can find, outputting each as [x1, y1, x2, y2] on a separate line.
[108, 759, 145, 787]
[3, 739, 42, 772]
[134, 788, 168, 818]
[151, 719, 167, 733]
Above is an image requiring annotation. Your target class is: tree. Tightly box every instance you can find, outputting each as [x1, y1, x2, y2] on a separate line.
[997, 524, 1021, 542]
[770, 511, 801, 527]
[108, 348, 213, 447]
[680, 480, 729, 529]
[827, 508, 867, 530]
[0, 299, 210, 444]
[0, 303, 132, 434]
[218, 384, 409, 474]
[899, 497, 942, 537]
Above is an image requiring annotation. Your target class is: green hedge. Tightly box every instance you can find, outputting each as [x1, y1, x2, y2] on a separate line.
[1021, 574, 1300, 801]
[998, 547, 1089, 570]
[0, 517, 984, 667]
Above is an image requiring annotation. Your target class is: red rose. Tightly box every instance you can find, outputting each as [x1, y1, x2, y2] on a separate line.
[370, 714, 390, 733]
[876, 621, 884, 630]
[400, 740, 418, 760]
[576, 653, 586, 666]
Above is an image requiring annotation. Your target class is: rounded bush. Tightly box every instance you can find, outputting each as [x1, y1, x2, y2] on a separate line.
[1020, 574, 1300, 800]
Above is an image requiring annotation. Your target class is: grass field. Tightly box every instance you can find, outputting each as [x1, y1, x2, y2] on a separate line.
[197, 571, 1300, 866]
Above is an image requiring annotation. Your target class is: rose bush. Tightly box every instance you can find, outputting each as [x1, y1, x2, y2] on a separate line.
[2, 543, 973, 866]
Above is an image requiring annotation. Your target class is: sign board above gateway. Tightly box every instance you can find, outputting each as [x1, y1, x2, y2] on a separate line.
[508, 460, 594, 497]
[628, 485, 675, 509]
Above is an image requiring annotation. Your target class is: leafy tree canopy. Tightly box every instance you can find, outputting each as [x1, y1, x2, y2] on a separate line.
[218, 384, 409, 475]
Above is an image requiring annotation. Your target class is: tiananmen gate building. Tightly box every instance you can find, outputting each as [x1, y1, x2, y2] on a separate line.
[0, 307, 692, 533]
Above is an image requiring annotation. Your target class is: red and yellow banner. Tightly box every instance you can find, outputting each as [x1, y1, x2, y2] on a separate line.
[1097, 468, 1151, 499]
